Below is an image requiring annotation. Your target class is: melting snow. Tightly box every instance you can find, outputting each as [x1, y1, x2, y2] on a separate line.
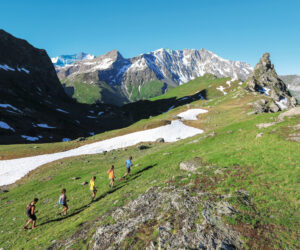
[216, 86, 227, 95]
[37, 124, 56, 129]
[0, 110, 207, 186]
[21, 135, 39, 142]
[17, 67, 30, 74]
[98, 111, 104, 116]
[0, 121, 15, 131]
[276, 98, 288, 110]
[0, 104, 22, 113]
[0, 64, 15, 71]
[56, 108, 69, 114]
[177, 109, 208, 120]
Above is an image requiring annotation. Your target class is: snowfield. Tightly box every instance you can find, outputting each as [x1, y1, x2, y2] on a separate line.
[0, 110, 207, 186]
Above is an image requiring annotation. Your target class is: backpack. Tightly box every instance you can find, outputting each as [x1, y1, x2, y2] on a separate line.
[58, 195, 64, 205]
[26, 203, 32, 215]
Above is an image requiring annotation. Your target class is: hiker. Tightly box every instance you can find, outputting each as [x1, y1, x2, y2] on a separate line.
[89, 176, 97, 202]
[58, 188, 68, 215]
[24, 198, 39, 229]
[123, 156, 133, 178]
[107, 165, 115, 188]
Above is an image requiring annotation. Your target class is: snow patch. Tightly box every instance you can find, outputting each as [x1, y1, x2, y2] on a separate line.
[276, 97, 288, 110]
[177, 109, 208, 120]
[0, 121, 15, 131]
[0, 104, 22, 113]
[216, 86, 227, 95]
[56, 108, 69, 114]
[36, 124, 56, 129]
[0, 64, 15, 71]
[21, 135, 39, 141]
[0, 111, 207, 186]
[98, 111, 104, 116]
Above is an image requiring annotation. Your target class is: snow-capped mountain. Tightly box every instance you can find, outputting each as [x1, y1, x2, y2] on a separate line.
[51, 52, 95, 68]
[55, 48, 253, 104]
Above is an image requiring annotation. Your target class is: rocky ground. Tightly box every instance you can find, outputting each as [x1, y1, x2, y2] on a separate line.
[91, 185, 244, 250]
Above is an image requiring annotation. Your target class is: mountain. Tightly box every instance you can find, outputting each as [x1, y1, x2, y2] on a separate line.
[0, 30, 216, 144]
[55, 48, 253, 105]
[51, 52, 95, 68]
[246, 53, 297, 112]
[280, 75, 300, 101]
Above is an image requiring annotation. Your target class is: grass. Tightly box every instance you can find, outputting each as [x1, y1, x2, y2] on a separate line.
[61, 74, 128, 106]
[127, 80, 168, 101]
[0, 76, 299, 248]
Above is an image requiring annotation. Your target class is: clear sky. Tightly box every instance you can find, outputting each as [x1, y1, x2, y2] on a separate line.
[0, 0, 299, 75]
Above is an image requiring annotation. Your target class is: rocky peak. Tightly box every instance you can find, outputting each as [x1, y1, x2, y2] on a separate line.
[247, 53, 297, 112]
[97, 49, 123, 62]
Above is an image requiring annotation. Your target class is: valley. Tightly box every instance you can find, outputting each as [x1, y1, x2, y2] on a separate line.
[0, 29, 299, 249]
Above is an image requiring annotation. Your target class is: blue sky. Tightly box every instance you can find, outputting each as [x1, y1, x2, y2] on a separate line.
[0, 0, 299, 74]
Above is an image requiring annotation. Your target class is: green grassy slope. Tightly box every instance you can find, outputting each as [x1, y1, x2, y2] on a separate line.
[0, 76, 299, 249]
[61, 74, 128, 106]
[127, 80, 169, 101]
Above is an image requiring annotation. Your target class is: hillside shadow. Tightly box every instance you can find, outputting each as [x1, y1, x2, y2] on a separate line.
[121, 89, 207, 122]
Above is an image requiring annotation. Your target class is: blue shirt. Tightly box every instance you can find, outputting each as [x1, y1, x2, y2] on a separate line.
[126, 159, 132, 168]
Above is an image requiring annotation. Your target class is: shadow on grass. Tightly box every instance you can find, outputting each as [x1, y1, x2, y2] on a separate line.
[39, 164, 156, 226]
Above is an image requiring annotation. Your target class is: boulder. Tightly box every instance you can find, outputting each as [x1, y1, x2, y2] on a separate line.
[75, 137, 86, 142]
[179, 161, 201, 172]
[155, 138, 165, 143]
[256, 133, 263, 138]
[137, 145, 149, 150]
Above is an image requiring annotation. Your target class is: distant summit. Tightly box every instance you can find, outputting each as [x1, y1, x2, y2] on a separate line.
[51, 52, 95, 68]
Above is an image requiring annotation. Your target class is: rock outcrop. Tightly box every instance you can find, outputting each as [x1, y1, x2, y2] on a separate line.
[92, 186, 243, 249]
[246, 53, 297, 112]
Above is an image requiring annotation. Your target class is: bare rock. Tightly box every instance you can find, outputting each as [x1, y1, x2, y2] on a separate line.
[179, 161, 202, 172]
[155, 138, 165, 143]
[256, 133, 263, 138]
[246, 53, 297, 112]
[92, 186, 243, 249]
[256, 122, 276, 129]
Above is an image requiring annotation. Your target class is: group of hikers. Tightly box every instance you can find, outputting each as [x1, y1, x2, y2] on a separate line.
[24, 156, 133, 230]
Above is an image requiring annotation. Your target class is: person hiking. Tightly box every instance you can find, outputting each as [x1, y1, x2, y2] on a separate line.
[89, 176, 97, 202]
[58, 189, 68, 215]
[123, 156, 133, 178]
[107, 165, 115, 188]
[24, 198, 38, 229]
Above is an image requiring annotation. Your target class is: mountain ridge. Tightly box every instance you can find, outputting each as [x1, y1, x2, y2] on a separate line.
[55, 48, 253, 105]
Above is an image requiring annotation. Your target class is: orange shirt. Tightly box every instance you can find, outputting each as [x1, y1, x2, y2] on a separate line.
[107, 169, 114, 179]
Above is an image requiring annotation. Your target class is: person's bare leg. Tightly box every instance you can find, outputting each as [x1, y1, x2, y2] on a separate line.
[24, 219, 32, 229]
[32, 220, 36, 229]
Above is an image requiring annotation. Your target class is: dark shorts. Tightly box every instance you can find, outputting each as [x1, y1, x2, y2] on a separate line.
[27, 213, 37, 221]
[61, 203, 68, 208]
[126, 167, 131, 173]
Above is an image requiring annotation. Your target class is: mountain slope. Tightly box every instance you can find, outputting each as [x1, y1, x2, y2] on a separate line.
[280, 75, 300, 101]
[0, 73, 299, 249]
[55, 48, 253, 105]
